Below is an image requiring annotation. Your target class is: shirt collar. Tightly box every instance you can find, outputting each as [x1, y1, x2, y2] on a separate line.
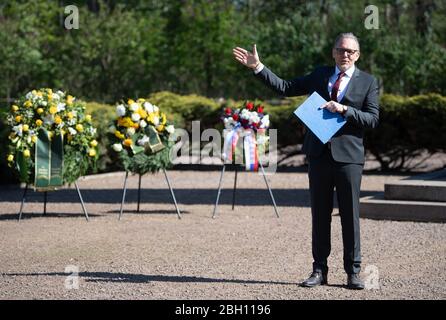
[334, 65, 355, 78]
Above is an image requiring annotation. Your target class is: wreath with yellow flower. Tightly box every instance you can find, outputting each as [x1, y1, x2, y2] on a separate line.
[5, 88, 98, 185]
[109, 98, 175, 174]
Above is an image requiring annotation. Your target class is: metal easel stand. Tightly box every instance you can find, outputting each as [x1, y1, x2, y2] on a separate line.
[118, 169, 182, 220]
[212, 161, 279, 218]
[18, 182, 89, 222]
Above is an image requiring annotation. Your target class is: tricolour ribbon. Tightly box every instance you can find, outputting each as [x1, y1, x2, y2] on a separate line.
[222, 126, 240, 163]
[243, 129, 259, 171]
[223, 127, 259, 171]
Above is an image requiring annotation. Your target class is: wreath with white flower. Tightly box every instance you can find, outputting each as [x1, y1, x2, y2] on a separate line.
[5, 88, 98, 185]
[221, 101, 270, 171]
[109, 98, 175, 174]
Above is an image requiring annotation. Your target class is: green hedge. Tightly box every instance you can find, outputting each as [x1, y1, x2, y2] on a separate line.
[2, 92, 445, 185]
[365, 93, 446, 171]
[147, 91, 221, 132]
[85, 92, 446, 173]
[0, 108, 17, 184]
[85, 101, 116, 173]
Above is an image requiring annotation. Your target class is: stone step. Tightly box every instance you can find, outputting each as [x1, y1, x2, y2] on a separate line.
[360, 193, 446, 222]
[384, 169, 446, 202]
[385, 180, 446, 202]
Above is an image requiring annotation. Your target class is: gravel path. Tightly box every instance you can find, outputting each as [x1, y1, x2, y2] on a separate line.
[0, 170, 445, 300]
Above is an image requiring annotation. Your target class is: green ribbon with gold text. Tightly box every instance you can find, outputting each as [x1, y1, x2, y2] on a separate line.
[34, 129, 63, 189]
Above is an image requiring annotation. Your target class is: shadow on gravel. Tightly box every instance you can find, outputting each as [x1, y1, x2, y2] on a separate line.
[108, 209, 190, 215]
[0, 213, 103, 221]
[4, 272, 295, 286]
[324, 284, 347, 289]
[0, 187, 380, 208]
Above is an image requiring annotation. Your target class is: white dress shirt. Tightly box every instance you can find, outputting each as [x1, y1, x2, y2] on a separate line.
[327, 65, 355, 102]
[254, 63, 265, 74]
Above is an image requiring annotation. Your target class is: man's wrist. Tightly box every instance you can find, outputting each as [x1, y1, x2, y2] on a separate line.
[340, 105, 348, 115]
[253, 62, 264, 74]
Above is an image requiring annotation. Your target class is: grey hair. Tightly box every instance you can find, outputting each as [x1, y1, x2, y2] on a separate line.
[334, 32, 360, 51]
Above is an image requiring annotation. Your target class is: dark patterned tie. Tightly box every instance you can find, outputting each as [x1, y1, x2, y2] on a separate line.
[330, 72, 345, 102]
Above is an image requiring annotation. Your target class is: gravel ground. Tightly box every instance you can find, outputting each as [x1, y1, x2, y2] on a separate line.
[0, 169, 445, 300]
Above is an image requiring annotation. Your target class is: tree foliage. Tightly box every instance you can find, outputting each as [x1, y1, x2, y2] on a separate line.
[0, 0, 445, 104]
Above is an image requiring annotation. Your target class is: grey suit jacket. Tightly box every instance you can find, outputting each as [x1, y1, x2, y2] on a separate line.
[255, 65, 379, 164]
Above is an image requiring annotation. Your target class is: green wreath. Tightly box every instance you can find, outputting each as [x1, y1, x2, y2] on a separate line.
[109, 98, 176, 175]
[5, 88, 98, 185]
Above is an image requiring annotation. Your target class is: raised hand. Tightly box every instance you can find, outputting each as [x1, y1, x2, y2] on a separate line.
[232, 44, 260, 69]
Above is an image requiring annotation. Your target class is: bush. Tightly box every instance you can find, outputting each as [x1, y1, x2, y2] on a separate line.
[147, 91, 221, 132]
[0, 107, 19, 185]
[267, 97, 307, 148]
[85, 101, 117, 173]
[366, 93, 446, 171]
[2, 91, 445, 185]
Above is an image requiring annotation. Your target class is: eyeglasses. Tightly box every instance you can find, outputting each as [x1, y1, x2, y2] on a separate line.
[335, 48, 359, 56]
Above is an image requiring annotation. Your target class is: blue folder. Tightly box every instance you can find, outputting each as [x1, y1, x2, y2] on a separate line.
[293, 92, 346, 144]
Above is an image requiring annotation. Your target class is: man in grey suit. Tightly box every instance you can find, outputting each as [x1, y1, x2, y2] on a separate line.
[233, 33, 379, 289]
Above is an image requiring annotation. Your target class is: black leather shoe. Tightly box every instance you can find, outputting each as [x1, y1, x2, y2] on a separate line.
[300, 272, 328, 287]
[347, 274, 365, 290]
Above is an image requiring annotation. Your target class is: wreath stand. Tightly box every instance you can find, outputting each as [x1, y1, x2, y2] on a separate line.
[118, 169, 182, 220]
[18, 182, 89, 222]
[212, 161, 280, 218]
